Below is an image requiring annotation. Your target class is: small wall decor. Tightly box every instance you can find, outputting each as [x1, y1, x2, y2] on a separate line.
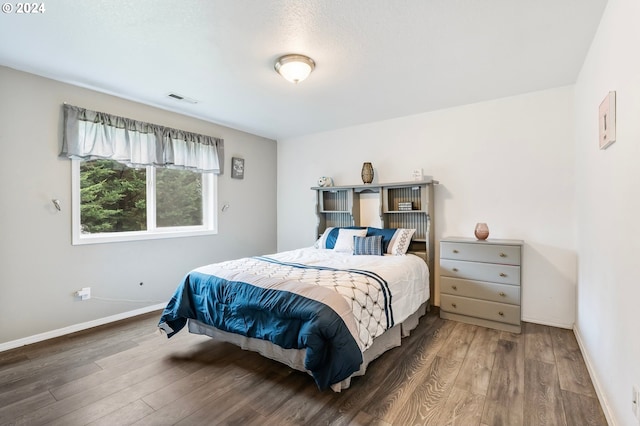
[474, 222, 489, 240]
[317, 176, 334, 187]
[361, 162, 374, 184]
[599, 91, 616, 150]
[231, 157, 245, 179]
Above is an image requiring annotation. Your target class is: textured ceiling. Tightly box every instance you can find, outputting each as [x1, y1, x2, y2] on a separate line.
[0, 0, 607, 140]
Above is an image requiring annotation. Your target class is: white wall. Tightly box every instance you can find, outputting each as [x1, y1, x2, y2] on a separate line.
[0, 66, 277, 346]
[278, 86, 576, 328]
[574, 0, 640, 424]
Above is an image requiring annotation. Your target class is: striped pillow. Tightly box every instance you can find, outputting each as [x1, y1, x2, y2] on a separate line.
[353, 235, 383, 256]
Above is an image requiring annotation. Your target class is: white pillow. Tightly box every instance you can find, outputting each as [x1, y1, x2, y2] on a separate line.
[333, 228, 367, 252]
[387, 228, 416, 255]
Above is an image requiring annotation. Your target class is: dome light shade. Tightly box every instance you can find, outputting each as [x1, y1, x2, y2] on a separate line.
[274, 54, 315, 84]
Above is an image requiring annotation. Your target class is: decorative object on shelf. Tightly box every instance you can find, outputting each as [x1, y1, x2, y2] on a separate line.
[474, 222, 489, 240]
[361, 162, 374, 184]
[599, 91, 616, 149]
[317, 176, 334, 187]
[231, 157, 244, 179]
[274, 54, 315, 84]
[398, 202, 413, 211]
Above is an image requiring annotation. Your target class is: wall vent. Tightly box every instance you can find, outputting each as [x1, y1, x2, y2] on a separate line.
[166, 93, 199, 104]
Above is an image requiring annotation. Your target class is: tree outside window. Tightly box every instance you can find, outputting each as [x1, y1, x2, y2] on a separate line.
[73, 159, 215, 244]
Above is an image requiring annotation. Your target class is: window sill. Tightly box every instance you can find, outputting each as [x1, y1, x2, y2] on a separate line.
[72, 228, 218, 245]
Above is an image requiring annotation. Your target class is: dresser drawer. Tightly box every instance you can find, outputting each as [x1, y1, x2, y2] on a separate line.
[440, 276, 520, 304]
[440, 294, 520, 325]
[440, 241, 521, 265]
[440, 259, 521, 285]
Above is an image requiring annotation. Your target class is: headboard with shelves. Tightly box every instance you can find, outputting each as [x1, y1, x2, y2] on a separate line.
[311, 179, 438, 303]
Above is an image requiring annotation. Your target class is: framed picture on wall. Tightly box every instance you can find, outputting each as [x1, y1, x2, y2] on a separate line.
[599, 91, 616, 150]
[231, 157, 245, 179]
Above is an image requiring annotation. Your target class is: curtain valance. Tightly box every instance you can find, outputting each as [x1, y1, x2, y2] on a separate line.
[60, 104, 224, 174]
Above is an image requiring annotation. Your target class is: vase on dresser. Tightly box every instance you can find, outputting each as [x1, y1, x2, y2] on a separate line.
[474, 222, 489, 240]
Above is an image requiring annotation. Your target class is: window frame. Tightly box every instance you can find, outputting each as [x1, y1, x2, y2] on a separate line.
[71, 159, 217, 245]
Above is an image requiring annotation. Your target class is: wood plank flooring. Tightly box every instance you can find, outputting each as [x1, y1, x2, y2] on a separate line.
[0, 309, 607, 425]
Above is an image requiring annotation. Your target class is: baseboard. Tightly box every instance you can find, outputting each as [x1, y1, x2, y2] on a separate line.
[573, 324, 616, 426]
[0, 303, 166, 353]
[521, 315, 574, 329]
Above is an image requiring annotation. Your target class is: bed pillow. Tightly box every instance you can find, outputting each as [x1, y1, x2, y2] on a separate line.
[318, 226, 366, 249]
[327, 226, 366, 249]
[353, 235, 383, 256]
[333, 228, 368, 252]
[314, 227, 335, 249]
[387, 228, 416, 255]
[366, 227, 398, 253]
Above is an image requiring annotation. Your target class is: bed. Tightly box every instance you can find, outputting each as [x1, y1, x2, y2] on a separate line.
[158, 227, 430, 391]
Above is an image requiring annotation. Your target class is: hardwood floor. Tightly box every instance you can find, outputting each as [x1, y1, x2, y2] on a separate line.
[0, 309, 607, 425]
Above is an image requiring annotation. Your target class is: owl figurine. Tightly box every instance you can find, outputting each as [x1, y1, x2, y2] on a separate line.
[317, 176, 334, 187]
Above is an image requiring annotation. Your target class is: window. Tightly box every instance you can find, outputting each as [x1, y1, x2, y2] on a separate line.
[72, 159, 216, 244]
[61, 104, 224, 245]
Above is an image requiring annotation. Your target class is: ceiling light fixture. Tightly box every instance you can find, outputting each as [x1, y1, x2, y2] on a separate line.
[274, 54, 315, 84]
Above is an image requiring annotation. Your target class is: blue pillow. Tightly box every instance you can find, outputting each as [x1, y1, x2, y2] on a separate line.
[366, 227, 397, 253]
[326, 226, 366, 249]
[353, 235, 383, 256]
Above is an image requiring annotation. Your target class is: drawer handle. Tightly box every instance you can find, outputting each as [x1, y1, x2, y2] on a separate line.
[452, 268, 459, 272]
[499, 292, 506, 297]
[500, 253, 507, 258]
[451, 285, 458, 290]
[499, 273, 507, 277]
[453, 249, 459, 253]
[451, 303, 457, 308]
[498, 311, 504, 316]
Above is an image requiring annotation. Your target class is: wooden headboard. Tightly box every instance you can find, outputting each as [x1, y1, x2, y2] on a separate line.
[311, 179, 438, 304]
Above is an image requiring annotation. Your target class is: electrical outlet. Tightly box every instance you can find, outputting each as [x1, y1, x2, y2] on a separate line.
[633, 385, 639, 420]
[75, 287, 91, 301]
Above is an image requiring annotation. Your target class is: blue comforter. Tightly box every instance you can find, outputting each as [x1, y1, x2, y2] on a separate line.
[158, 256, 392, 390]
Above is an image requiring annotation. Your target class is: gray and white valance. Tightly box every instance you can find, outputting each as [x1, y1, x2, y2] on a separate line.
[60, 104, 224, 174]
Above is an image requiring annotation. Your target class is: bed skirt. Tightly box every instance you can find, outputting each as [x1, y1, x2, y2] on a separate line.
[187, 300, 429, 392]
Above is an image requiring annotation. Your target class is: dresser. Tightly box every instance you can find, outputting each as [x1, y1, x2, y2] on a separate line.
[439, 237, 524, 333]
